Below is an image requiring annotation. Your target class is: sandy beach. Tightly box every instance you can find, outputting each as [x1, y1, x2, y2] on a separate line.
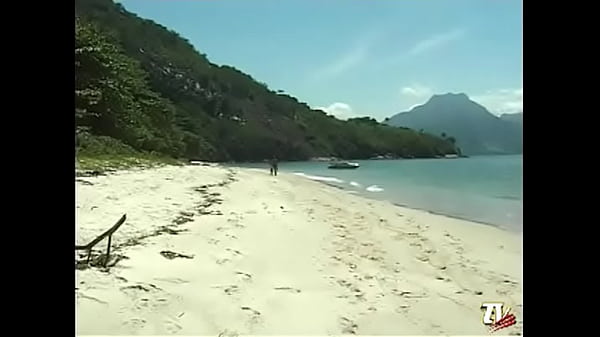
[75, 164, 523, 336]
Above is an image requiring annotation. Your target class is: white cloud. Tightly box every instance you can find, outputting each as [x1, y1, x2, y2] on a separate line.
[408, 29, 466, 56]
[372, 29, 466, 71]
[400, 84, 433, 98]
[310, 30, 385, 81]
[316, 102, 359, 120]
[471, 88, 523, 116]
[397, 84, 434, 112]
[312, 28, 465, 79]
[316, 46, 369, 79]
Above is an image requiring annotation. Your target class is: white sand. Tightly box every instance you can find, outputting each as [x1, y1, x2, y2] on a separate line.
[75, 165, 522, 336]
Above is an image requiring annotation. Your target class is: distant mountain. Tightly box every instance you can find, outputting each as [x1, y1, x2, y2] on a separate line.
[385, 93, 522, 155]
[500, 112, 523, 125]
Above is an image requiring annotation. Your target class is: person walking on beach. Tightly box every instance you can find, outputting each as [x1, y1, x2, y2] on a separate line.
[269, 156, 279, 176]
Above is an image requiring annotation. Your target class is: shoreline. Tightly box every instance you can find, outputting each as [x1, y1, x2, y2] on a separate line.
[260, 169, 522, 233]
[226, 155, 522, 232]
[315, 180, 516, 232]
[76, 164, 522, 335]
[79, 161, 521, 232]
[390, 201, 521, 233]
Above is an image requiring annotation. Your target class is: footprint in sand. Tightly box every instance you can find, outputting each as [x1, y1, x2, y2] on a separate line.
[274, 286, 301, 294]
[218, 329, 240, 337]
[223, 285, 240, 295]
[154, 277, 189, 285]
[336, 279, 353, 289]
[160, 251, 194, 260]
[227, 217, 244, 226]
[339, 317, 358, 335]
[211, 284, 240, 296]
[123, 318, 146, 331]
[495, 281, 518, 296]
[444, 232, 461, 243]
[394, 304, 411, 314]
[361, 254, 383, 262]
[164, 318, 182, 333]
[392, 289, 427, 299]
[78, 293, 109, 305]
[353, 291, 365, 301]
[136, 298, 150, 309]
[235, 271, 252, 281]
[240, 306, 262, 326]
[226, 248, 243, 256]
[352, 274, 361, 280]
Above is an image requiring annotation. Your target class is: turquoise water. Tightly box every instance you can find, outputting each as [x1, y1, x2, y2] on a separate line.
[235, 155, 522, 231]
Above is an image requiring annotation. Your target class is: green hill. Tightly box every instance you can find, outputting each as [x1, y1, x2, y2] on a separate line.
[75, 0, 457, 161]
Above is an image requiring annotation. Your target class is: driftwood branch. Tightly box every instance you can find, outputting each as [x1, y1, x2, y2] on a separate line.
[76, 214, 127, 251]
[76, 214, 126, 267]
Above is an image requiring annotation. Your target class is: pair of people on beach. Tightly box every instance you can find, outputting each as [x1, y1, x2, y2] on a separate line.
[269, 157, 278, 176]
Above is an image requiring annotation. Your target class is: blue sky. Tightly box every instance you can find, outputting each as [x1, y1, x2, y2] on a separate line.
[118, 0, 522, 120]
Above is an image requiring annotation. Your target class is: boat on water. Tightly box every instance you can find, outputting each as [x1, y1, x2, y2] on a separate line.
[328, 161, 360, 169]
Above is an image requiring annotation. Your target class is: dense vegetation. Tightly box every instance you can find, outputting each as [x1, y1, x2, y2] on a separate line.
[75, 0, 458, 161]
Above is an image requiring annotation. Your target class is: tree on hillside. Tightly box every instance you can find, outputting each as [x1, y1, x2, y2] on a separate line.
[75, 17, 184, 155]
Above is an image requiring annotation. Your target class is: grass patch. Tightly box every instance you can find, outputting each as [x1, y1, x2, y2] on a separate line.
[75, 133, 186, 173]
[76, 153, 185, 172]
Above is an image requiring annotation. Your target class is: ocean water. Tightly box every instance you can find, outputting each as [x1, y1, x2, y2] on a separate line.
[236, 155, 523, 232]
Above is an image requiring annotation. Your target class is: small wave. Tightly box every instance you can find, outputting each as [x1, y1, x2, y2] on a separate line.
[349, 181, 361, 187]
[366, 185, 384, 192]
[294, 172, 344, 183]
